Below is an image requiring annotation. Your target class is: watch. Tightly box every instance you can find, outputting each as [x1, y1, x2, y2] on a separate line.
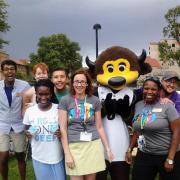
[166, 158, 174, 165]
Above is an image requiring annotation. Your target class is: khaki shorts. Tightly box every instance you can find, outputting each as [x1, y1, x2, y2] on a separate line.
[67, 139, 105, 175]
[0, 131, 26, 152]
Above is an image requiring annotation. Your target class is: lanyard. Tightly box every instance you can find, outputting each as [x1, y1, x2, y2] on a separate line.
[74, 95, 87, 131]
[140, 108, 153, 130]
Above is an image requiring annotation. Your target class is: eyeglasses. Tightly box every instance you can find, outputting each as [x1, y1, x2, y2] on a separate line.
[165, 79, 177, 85]
[3, 67, 16, 72]
[73, 80, 87, 86]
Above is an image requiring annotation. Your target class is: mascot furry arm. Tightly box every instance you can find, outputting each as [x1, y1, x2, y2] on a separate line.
[86, 46, 152, 122]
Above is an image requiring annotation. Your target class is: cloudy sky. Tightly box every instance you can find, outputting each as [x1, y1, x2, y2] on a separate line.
[3, 0, 180, 64]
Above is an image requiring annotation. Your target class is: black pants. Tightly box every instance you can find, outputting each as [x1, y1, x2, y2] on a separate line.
[96, 160, 130, 180]
[132, 150, 180, 180]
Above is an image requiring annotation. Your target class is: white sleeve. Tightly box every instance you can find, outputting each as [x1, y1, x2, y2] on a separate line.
[23, 109, 31, 125]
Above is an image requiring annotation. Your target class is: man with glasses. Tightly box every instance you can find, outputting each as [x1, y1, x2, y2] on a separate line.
[160, 71, 180, 115]
[0, 60, 30, 180]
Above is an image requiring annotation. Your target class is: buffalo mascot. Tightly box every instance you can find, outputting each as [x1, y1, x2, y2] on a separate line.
[86, 46, 151, 180]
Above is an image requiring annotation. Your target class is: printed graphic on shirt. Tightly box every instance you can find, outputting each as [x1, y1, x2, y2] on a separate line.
[28, 117, 59, 142]
[133, 109, 156, 127]
[68, 102, 94, 123]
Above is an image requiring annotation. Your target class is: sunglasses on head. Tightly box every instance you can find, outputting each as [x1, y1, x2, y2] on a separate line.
[143, 76, 161, 88]
[145, 76, 160, 82]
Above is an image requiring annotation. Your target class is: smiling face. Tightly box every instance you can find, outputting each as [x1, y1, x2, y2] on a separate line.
[143, 80, 160, 104]
[2, 64, 16, 84]
[51, 70, 67, 92]
[73, 74, 87, 97]
[36, 86, 52, 109]
[161, 78, 178, 94]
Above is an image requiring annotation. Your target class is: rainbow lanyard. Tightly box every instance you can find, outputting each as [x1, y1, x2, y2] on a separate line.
[140, 108, 153, 130]
[74, 95, 88, 131]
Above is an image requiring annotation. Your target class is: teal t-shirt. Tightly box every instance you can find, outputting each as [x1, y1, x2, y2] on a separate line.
[55, 87, 69, 102]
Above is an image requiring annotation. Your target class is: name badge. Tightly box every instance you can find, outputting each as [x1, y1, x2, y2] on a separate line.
[137, 135, 146, 151]
[152, 108, 162, 112]
[80, 131, 92, 141]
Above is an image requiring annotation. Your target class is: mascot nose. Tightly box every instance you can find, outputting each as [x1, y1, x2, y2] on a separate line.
[108, 77, 126, 87]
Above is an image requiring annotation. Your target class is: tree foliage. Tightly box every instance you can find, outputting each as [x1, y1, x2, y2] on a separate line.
[158, 5, 180, 67]
[158, 40, 180, 66]
[16, 70, 34, 84]
[163, 5, 180, 42]
[159, 40, 173, 65]
[29, 34, 82, 73]
[0, 0, 10, 49]
[158, 41, 180, 66]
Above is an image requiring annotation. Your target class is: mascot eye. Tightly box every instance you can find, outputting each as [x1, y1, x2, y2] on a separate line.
[107, 64, 114, 73]
[118, 63, 126, 72]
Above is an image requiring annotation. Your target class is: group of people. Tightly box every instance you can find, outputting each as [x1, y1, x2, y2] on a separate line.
[0, 59, 180, 180]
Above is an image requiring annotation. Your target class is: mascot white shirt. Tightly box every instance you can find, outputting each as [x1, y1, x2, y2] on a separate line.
[98, 86, 134, 161]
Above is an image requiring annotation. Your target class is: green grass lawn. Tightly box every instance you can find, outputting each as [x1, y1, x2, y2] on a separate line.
[7, 156, 158, 180]
[8, 156, 111, 180]
[8, 156, 35, 180]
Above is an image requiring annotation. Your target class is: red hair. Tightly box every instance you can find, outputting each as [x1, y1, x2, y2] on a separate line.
[32, 63, 49, 75]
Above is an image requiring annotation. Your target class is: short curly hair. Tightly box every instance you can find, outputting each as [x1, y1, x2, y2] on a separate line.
[32, 63, 49, 76]
[34, 79, 57, 103]
[1, 59, 17, 71]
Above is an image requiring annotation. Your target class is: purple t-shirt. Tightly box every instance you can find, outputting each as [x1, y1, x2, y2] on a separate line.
[170, 91, 180, 115]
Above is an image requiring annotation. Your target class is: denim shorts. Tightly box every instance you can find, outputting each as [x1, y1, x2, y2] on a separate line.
[32, 158, 66, 180]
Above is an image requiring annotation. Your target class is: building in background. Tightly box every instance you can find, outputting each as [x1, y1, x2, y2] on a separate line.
[149, 39, 180, 73]
[137, 39, 180, 87]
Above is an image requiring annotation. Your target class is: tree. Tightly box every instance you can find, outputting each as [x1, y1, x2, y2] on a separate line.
[29, 34, 82, 73]
[158, 5, 180, 66]
[163, 5, 180, 42]
[0, 0, 10, 49]
[16, 70, 34, 85]
[172, 48, 180, 66]
[159, 41, 173, 65]
[158, 40, 180, 66]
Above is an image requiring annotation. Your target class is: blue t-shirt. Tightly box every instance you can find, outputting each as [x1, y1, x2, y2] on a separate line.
[4, 85, 13, 107]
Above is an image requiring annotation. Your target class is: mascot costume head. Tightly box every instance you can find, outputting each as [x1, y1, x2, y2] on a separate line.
[86, 46, 151, 91]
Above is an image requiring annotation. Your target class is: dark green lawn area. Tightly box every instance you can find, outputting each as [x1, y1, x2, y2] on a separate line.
[8, 156, 35, 180]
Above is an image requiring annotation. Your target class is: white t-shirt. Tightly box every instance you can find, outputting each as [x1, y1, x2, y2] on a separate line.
[23, 103, 63, 164]
[98, 86, 133, 161]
